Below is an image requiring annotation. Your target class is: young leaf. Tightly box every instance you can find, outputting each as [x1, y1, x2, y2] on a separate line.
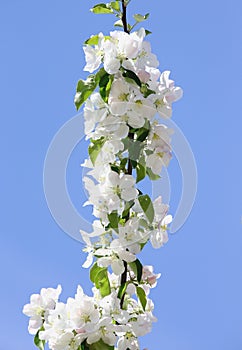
[91, 4, 114, 14]
[122, 200, 134, 218]
[129, 141, 143, 165]
[108, 211, 119, 232]
[88, 138, 105, 165]
[129, 259, 143, 283]
[136, 286, 147, 310]
[140, 83, 155, 98]
[146, 167, 161, 181]
[136, 162, 146, 183]
[75, 69, 106, 110]
[136, 120, 150, 142]
[114, 19, 123, 27]
[110, 164, 120, 174]
[85, 35, 99, 46]
[90, 262, 104, 283]
[34, 330, 45, 350]
[110, 1, 120, 11]
[95, 269, 111, 297]
[99, 73, 114, 103]
[89, 339, 114, 350]
[120, 157, 128, 171]
[122, 69, 141, 87]
[145, 29, 152, 36]
[118, 282, 128, 300]
[138, 194, 154, 223]
[81, 340, 89, 350]
[133, 13, 149, 23]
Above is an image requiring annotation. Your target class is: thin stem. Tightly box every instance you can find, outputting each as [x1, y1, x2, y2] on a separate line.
[120, 0, 133, 310]
[121, 0, 129, 33]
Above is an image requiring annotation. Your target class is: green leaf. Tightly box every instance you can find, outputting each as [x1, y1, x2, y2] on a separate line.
[108, 211, 119, 232]
[74, 67, 108, 112]
[122, 200, 134, 219]
[122, 69, 141, 87]
[114, 19, 123, 27]
[88, 138, 105, 165]
[90, 263, 111, 297]
[110, 1, 120, 11]
[91, 3, 114, 14]
[118, 282, 128, 299]
[133, 13, 149, 23]
[89, 339, 114, 350]
[129, 259, 143, 283]
[75, 69, 106, 110]
[140, 83, 155, 98]
[136, 286, 147, 310]
[145, 29, 152, 36]
[85, 35, 99, 45]
[81, 340, 89, 350]
[110, 164, 120, 174]
[136, 162, 146, 183]
[99, 73, 114, 103]
[120, 157, 128, 171]
[90, 262, 103, 283]
[34, 330, 45, 350]
[95, 269, 111, 297]
[136, 120, 150, 142]
[146, 167, 161, 181]
[129, 141, 143, 165]
[138, 194, 154, 223]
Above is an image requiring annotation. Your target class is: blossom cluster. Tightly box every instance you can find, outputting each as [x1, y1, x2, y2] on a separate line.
[23, 23, 182, 350]
[23, 267, 159, 350]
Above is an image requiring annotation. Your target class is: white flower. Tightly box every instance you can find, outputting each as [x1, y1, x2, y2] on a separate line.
[150, 214, 172, 249]
[102, 39, 120, 74]
[84, 93, 108, 137]
[146, 145, 172, 174]
[148, 123, 173, 149]
[142, 265, 161, 288]
[86, 317, 117, 346]
[108, 78, 130, 116]
[39, 302, 76, 349]
[96, 239, 136, 275]
[83, 34, 104, 73]
[81, 220, 106, 268]
[68, 294, 99, 332]
[118, 217, 144, 253]
[83, 45, 102, 73]
[23, 285, 62, 335]
[153, 196, 169, 224]
[99, 292, 130, 324]
[117, 333, 139, 350]
[110, 28, 145, 59]
[154, 70, 183, 118]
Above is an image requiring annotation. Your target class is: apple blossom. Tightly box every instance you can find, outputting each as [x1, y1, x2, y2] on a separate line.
[23, 2, 183, 350]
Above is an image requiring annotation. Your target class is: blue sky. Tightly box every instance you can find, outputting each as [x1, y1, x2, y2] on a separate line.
[1, 0, 242, 349]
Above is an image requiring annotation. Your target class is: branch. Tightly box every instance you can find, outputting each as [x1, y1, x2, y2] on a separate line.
[121, 0, 129, 33]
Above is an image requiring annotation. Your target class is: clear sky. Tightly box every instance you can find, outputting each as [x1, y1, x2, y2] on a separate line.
[1, 0, 242, 349]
